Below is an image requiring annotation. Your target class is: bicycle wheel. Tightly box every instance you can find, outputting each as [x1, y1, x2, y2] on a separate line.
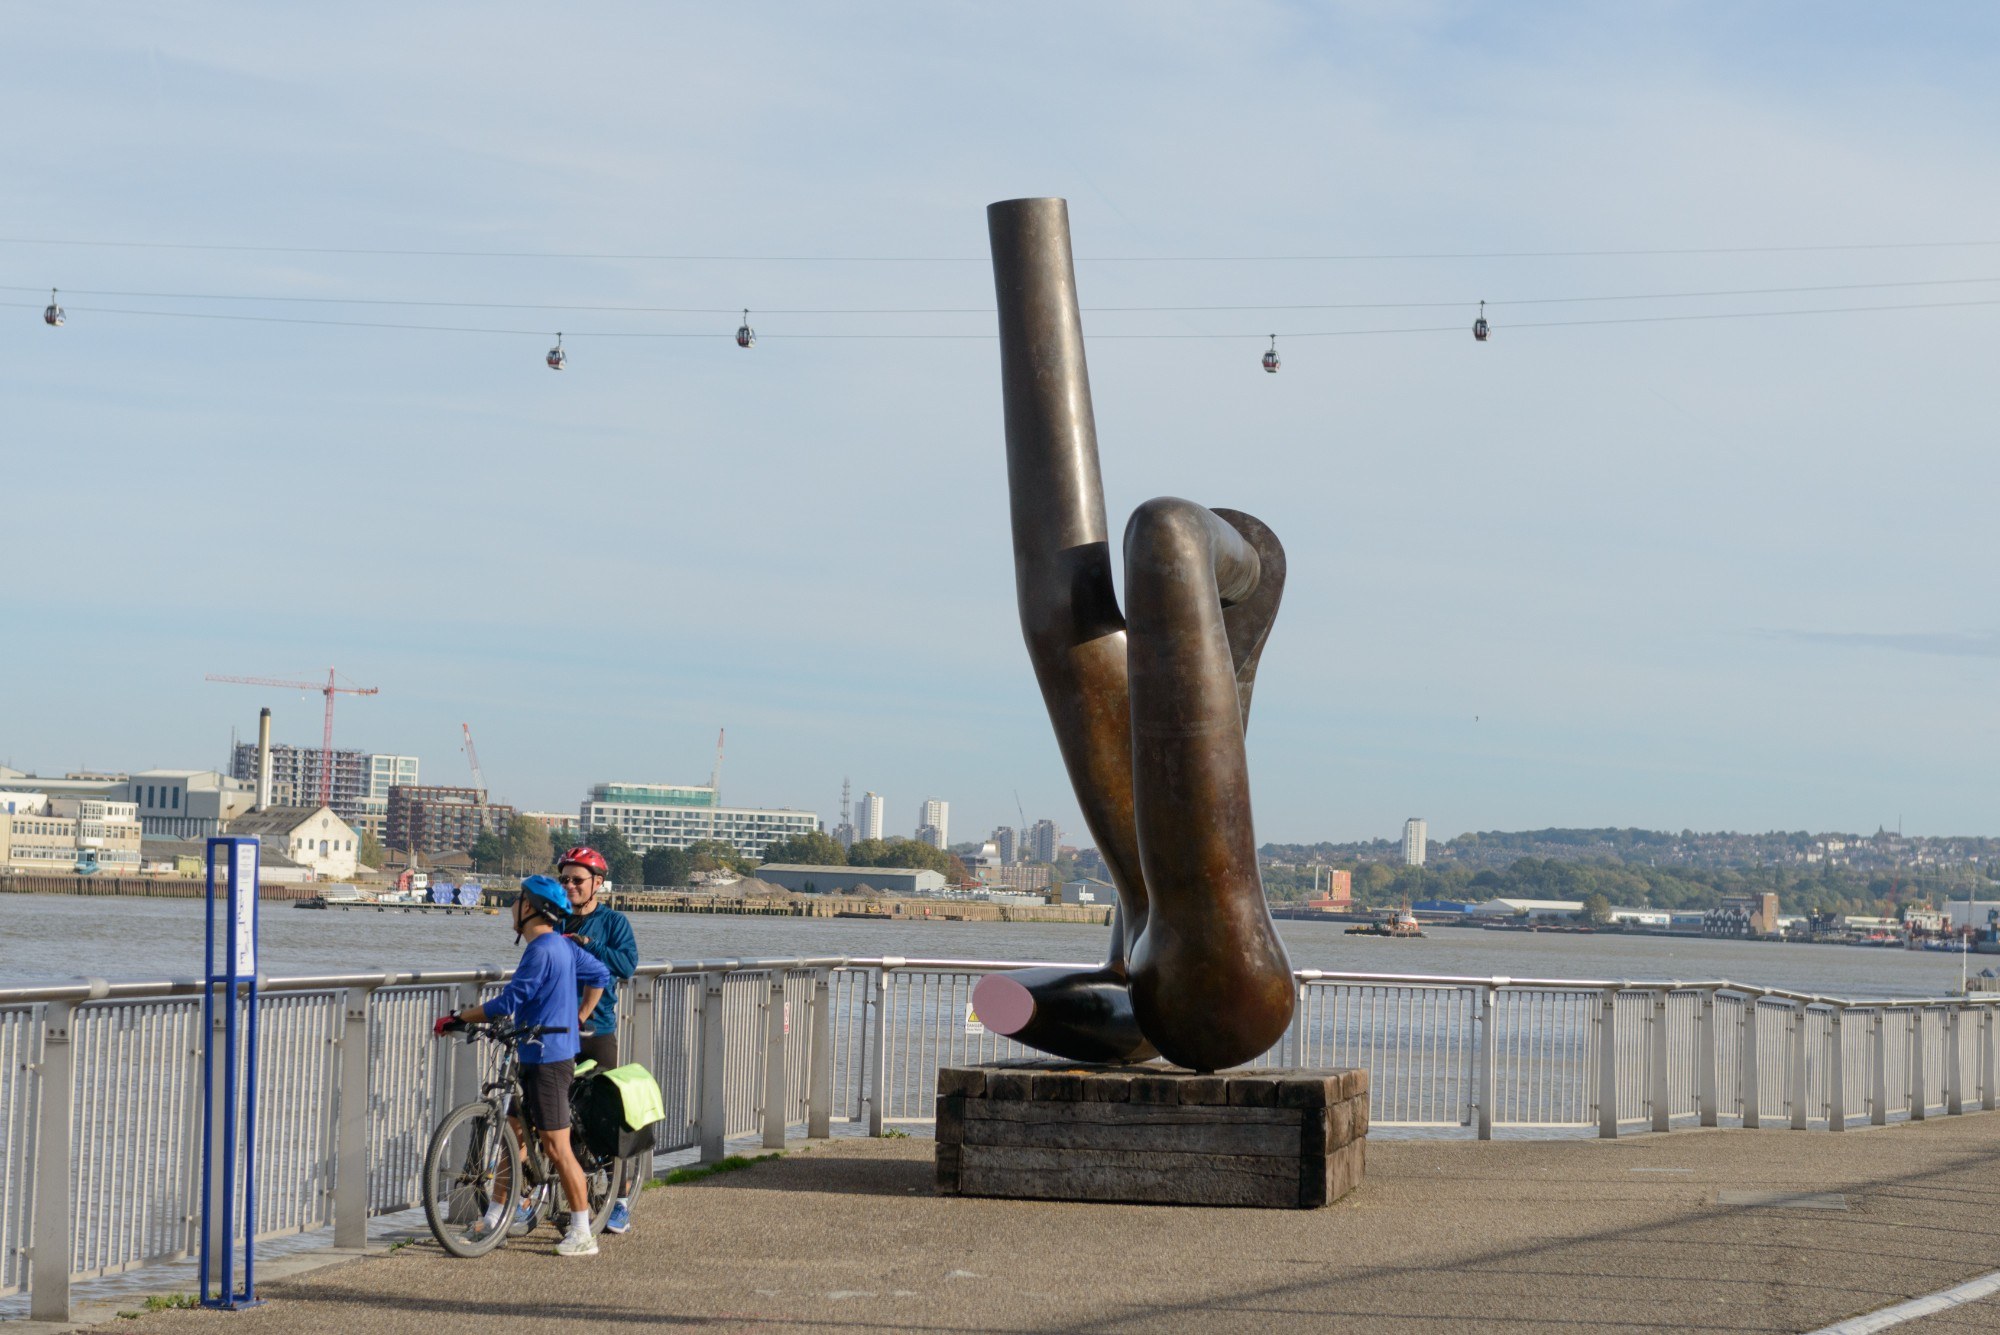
[422, 1100, 523, 1258]
[583, 1150, 618, 1235]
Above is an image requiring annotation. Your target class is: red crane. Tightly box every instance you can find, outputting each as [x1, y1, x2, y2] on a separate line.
[205, 668, 380, 806]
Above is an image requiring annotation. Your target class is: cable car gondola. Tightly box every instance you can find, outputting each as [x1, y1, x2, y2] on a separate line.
[43, 288, 64, 327]
[546, 333, 566, 371]
[1472, 300, 1489, 343]
[735, 309, 756, 349]
[1261, 334, 1280, 374]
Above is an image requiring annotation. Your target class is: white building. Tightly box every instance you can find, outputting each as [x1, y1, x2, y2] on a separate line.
[859, 791, 885, 842]
[0, 793, 143, 874]
[1402, 818, 1428, 867]
[579, 783, 819, 859]
[228, 805, 360, 880]
[1061, 876, 1114, 905]
[916, 798, 949, 849]
[754, 863, 946, 896]
[1471, 897, 1583, 921]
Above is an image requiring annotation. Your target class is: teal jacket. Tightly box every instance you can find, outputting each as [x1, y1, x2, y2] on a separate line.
[567, 905, 637, 1037]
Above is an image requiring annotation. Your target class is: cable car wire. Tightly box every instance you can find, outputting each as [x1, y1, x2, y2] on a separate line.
[17, 293, 2000, 340]
[9, 273, 2000, 317]
[8, 235, 2000, 263]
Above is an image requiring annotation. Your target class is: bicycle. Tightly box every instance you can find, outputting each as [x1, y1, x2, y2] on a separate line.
[421, 1018, 619, 1257]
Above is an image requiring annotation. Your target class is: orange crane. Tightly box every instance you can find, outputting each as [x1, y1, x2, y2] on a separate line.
[205, 668, 380, 806]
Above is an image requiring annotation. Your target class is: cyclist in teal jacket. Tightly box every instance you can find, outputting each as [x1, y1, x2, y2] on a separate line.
[556, 845, 641, 1233]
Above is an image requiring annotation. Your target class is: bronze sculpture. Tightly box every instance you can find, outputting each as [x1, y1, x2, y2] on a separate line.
[971, 198, 1295, 1073]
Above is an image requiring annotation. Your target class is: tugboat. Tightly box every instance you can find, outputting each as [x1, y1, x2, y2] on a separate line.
[1346, 908, 1425, 939]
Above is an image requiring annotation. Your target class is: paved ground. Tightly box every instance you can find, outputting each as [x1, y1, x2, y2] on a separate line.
[85, 1113, 2000, 1334]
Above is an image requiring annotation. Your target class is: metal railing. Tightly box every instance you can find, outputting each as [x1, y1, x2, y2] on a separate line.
[3, 958, 1996, 1318]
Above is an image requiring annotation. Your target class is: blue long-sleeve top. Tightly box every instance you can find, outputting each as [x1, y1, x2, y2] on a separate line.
[484, 930, 611, 1065]
[567, 906, 637, 1038]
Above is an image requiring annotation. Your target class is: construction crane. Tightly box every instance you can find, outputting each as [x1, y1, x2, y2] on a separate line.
[461, 723, 486, 794]
[204, 668, 379, 806]
[706, 728, 725, 843]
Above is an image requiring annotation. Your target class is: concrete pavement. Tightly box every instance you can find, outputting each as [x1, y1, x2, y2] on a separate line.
[89, 1112, 2000, 1334]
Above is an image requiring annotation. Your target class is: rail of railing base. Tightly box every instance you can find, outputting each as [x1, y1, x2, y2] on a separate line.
[2, 957, 1996, 1320]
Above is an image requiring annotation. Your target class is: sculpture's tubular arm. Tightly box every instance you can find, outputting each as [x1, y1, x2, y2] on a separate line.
[1121, 497, 1295, 1071]
[988, 196, 1148, 933]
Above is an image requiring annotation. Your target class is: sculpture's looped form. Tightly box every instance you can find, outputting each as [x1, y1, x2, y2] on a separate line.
[975, 198, 1294, 1072]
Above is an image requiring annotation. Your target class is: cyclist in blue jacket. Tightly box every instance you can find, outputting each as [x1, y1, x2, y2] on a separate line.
[555, 846, 642, 1233]
[453, 874, 610, 1257]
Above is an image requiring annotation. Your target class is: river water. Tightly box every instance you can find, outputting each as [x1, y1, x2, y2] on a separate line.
[0, 893, 1975, 998]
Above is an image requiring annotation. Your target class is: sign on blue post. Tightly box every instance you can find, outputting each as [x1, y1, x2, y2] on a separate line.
[201, 837, 263, 1310]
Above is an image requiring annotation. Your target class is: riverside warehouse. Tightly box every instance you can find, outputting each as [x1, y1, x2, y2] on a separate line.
[579, 782, 819, 859]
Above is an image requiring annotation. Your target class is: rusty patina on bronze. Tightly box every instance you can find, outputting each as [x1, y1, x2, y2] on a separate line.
[977, 197, 1294, 1072]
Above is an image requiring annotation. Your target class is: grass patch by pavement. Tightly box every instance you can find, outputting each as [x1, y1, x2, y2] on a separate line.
[645, 1151, 781, 1189]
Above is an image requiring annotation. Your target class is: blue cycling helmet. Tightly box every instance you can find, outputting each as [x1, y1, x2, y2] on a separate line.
[518, 874, 571, 921]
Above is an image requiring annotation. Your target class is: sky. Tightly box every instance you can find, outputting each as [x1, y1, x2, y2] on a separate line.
[4, 3, 1999, 846]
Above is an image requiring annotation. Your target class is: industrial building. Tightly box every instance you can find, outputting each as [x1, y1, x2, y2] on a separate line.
[0, 769, 254, 840]
[0, 793, 143, 874]
[578, 782, 818, 859]
[387, 785, 516, 857]
[754, 863, 946, 896]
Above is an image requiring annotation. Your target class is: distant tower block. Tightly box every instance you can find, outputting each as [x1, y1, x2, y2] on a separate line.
[860, 790, 885, 842]
[918, 798, 950, 848]
[1402, 818, 1428, 868]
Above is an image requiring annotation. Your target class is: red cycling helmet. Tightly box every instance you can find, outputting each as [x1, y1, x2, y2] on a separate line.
[557, 846, 611, 878]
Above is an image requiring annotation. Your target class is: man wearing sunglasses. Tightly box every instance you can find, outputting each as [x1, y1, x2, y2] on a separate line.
[556, 845, 640, 1233]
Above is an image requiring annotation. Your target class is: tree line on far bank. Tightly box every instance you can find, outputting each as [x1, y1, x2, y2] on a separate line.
[1262, 855, 1993, 919]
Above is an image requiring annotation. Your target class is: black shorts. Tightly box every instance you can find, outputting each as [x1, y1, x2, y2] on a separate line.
[578, 1032, 619, 1073]
[517, 1059, 574, 1134]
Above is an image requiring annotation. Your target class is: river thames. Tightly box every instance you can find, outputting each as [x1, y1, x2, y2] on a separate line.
[0, 893, 1976, 997]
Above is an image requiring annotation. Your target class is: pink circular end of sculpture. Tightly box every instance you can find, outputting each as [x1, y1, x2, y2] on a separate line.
[972, 973, 1035, 1035]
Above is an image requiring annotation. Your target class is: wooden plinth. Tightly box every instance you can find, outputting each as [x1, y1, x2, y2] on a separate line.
[934, 1063, 1367, 1209]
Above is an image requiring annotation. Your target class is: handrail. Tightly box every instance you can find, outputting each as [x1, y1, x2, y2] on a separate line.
[0, 956, 855, 1004]
[3, 956, 1994, 1008]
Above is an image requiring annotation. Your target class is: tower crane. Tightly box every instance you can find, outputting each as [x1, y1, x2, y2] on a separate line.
[205, 668, 379, 806]
[706, 728, 725, 842]
[461, 723, 486, 794]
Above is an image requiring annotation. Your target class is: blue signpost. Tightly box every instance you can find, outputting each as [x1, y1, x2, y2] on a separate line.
[201, 837, 262, 1310]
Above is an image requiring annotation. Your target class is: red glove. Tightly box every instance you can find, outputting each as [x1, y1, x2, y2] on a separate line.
[433, 1014, 457, 1037]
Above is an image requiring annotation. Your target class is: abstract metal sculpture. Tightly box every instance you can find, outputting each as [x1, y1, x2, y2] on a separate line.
[972, 198, 1295, 1072]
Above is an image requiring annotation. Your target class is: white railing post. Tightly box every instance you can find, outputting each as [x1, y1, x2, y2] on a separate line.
[628, 974, 657, 1075]
[1909, 1009, 1927, 1122]
[1476, 985, 1495, 1141]
[1740, 997, 1761, 1129]
[29, 1000, 74, 1322]
[867, 967, 890, 1137]
[1870, 1009, 1888, 1126]
[1698, 989, 1718, 1127]
[1788, 1002, 1808, 1130]
[1945, 1006, 1963, 1116]
[1827, 1007, 1845, 1132]
[1983, 1007, 1997, 1113]
[1597, 989, 1618, 1139]
[806, 968, 833, 1139]
[1650, 990, 1670, 1133]
[450, 980, 483, 1109]
[697, 971, 728, 1163]
[332, 986, 371, 1249]
[760, 973, 788, 1150]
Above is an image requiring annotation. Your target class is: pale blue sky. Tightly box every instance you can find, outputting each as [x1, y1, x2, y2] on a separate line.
[5, 3, 1998, 844]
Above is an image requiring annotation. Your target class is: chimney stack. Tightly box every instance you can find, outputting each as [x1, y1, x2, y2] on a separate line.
[255, 708, 273, 810]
